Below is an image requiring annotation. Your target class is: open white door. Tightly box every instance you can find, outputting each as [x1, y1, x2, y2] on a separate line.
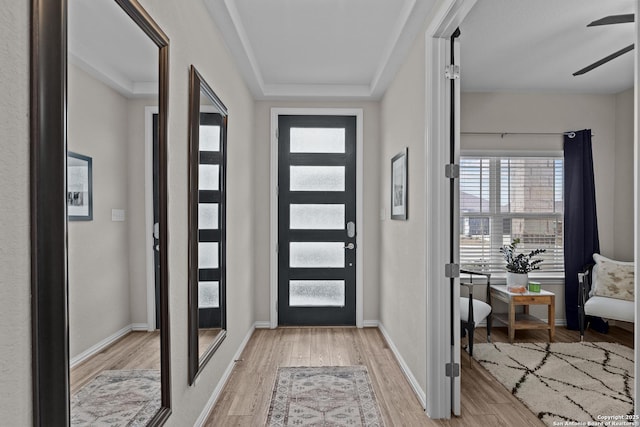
[448, 31, 462, 416]
[424, 0, 475, 419]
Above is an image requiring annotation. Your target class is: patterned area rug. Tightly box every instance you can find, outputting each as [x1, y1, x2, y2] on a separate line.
[71, 369, 161, 426]
[473, 342, 634, 426]
[267, 366, 385, 426]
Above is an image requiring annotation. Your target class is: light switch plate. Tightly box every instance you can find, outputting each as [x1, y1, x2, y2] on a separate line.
[112, 209, 125, 222]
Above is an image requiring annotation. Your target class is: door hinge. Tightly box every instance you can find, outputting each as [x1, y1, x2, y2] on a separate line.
[445, 164, 459, 179]
[275, 128, 279, 139]
[445, 64, 460, 80]
[445, 362, 460, 378]
[275, 300, 278, 312]
[445, 263, 460, 278]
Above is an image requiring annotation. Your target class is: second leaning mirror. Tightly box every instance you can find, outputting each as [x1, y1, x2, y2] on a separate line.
[188, 65, 228, 384]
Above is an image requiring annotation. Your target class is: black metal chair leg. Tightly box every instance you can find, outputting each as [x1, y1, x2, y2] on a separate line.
[579, 309, 585, 342]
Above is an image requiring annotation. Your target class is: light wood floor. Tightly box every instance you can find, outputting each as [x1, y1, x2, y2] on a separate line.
[70, 331, 161, 394]
[206, 325, 633, 427]
[200, 329, 223, 358]
[453, 325, 633, 427]
[69, 326, 633, 426]
[206, 327, 429, 426]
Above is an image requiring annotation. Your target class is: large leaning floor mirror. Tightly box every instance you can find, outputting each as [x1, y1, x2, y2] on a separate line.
[188, 65, 228, 384]
[31, 0, 170, 425]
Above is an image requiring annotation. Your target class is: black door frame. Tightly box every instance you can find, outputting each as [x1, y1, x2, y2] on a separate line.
[270, 109, 364, 328]
[277, 115, 357, 326]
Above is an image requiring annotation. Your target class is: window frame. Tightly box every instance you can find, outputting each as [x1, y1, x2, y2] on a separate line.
[459, 151, 565, 281]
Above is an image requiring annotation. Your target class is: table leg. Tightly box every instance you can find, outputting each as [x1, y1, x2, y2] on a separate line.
[523, 304, 529, 315]
[548, 297, 555, 342]
[508, 301, 516, 343]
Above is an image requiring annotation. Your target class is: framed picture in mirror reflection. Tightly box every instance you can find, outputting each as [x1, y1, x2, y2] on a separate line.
[67, 151, 93, 221]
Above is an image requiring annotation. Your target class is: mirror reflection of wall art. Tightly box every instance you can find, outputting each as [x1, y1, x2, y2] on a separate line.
[391, 148, 408, 220]
[67, 151, 93, 221]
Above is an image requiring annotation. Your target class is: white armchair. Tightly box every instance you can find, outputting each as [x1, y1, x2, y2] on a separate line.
[460, 270, 492, 357]
[578, 254, 634, 341]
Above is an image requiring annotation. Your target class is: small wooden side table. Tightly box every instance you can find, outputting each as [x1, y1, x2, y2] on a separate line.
[489, 285, 555, 343]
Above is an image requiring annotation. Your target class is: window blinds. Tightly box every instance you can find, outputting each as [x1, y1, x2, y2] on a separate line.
[459, 156, 564, 276]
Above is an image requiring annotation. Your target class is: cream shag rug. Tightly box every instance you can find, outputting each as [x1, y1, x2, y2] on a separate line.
[473, 342, 634, 426]
[267, 366, 385, 426]
[71, 369, 161, 426]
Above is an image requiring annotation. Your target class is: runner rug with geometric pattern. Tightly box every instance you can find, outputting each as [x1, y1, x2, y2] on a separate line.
[70, 369, 161, 426]
[266, 366, 385, 426]
[473, 342, 634, 427]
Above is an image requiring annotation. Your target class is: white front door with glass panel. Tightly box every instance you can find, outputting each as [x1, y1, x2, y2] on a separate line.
[277, 115, 357, 325]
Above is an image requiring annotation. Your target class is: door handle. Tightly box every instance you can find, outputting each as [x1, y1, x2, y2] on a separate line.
[344, 242, 356, 250]
[346, 221, 356, 238]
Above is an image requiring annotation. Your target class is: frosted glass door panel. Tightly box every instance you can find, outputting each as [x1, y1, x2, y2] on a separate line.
[289, 281, 345, 307]
[198, 242, 219, 268]
[290, 242, 344, 268]
[199, 125, 220, 151]
[290, 128, 345, 153]
[199, 164, 219, 190]
[290, 166, 345, 192]
[198, 281, 219, 308]
[198, 203, 218, 229]
[290, 204, 345, 229]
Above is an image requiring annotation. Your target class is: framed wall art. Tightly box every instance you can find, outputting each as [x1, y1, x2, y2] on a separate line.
[391, 148, 408, 220]
[67, 151, 93, 221]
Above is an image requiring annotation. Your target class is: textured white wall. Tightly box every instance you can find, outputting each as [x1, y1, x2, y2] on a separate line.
[137, 1, 257, 425]
[68, 63, 133, 357]
[4, 0, 256, 424]
[379, 31, 427, 393]
[614, 88, 634, 261]
[0, 1, 31, 425]
[252, 100, 382, 324]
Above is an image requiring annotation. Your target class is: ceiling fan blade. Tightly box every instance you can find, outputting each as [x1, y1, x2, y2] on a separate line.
[588, 14, 634, 26]
[573, 44, 634, 76]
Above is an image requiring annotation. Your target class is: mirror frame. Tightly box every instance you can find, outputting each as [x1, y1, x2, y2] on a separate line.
[188, 65, 228, 384]
[30, 0, 171, 425]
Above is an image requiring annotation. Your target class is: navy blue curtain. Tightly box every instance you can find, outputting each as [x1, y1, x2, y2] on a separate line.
[563, 129, 606, 332]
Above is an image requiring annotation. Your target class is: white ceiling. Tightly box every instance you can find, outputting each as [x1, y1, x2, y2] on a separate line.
[204, 0, 438, 99]
[460, 0, 635, 94]
[69, 0, 636, 100]
[69, 0, 158, 98]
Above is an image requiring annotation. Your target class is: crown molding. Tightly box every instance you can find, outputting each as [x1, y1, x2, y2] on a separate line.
[204, 0, 436, 100]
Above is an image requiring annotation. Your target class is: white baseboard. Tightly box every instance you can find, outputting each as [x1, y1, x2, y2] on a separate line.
[377, 322, 427, 408]
[194, 323, 257, 427]
[70, 325, 132, 368]
[254, 321, 272, 329]
[255, 320, 379, 328]
[131, 323, 149, 331]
